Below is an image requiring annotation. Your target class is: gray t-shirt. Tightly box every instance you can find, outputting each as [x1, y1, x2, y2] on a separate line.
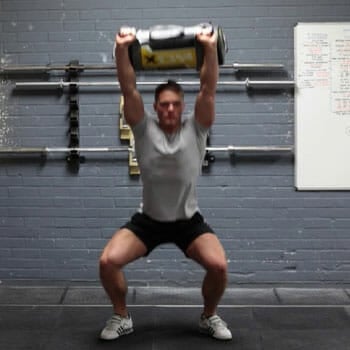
[131, 113, 209, 221]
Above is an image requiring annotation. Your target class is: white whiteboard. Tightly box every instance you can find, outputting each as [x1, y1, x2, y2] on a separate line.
[295, 22, 350, 190]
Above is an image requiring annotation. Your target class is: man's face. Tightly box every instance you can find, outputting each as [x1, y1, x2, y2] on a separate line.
[154, 90, 184, 133]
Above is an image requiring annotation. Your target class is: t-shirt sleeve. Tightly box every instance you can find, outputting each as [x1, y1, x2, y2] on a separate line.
[192, 116, 209, 155]
[194, 117, 210, 133]
[130, 113, 148, 138]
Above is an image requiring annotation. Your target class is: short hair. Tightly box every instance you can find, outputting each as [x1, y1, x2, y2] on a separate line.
[154, 79, 184, 102]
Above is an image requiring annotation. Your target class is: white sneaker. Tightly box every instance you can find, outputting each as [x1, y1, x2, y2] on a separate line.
[100, 314, 134, 340]
[199, 314, 232, 340]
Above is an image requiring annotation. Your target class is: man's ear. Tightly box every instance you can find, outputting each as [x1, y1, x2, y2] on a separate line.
[153, 102, 157, 111]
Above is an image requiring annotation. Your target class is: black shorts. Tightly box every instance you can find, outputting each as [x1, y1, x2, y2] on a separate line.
[121, 212, 215, 256]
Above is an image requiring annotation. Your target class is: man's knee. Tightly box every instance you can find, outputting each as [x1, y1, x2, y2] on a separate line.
[99, 249, 124, 271]
[196, 250, 228, 276]
[187, 233, 228, 274]
[99, 229, 147, 271]
[208, 256, 228, 275]
[99, 242, 127, 271]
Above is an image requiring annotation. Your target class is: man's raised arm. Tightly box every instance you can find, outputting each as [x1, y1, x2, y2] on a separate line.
[115, 28, 144, 127]
[194, 30, 219, 128]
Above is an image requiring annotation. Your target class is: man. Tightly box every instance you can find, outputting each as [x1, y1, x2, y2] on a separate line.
[99, 25, 232, 341]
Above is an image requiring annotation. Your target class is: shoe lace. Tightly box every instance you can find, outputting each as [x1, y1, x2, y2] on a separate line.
[208, 315, 227, 329]
[105, 315, 123, 330]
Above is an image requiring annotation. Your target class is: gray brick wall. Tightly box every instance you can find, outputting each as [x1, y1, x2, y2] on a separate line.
[1, 0, 350, 285]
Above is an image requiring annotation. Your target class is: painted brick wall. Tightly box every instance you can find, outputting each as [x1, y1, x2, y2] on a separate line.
[1, 0, 350, 285]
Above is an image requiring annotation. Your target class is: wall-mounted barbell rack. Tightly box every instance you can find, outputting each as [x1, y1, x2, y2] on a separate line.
[13, 79, 295, 90]
[0, 145, 294, 175]
[0, 62, 285, 75]
[1, 58, 294, 92]
[0, 145, 293, 155]
[0, 60, 295, 174]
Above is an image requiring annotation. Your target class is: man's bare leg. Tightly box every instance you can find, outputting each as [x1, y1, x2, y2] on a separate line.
[186, 233, 228, 315]
[99, 228, 147, 316]
[186, 233, 232, 340]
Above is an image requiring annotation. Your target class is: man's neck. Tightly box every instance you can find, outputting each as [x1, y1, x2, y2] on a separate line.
[159, 122, 180, 135]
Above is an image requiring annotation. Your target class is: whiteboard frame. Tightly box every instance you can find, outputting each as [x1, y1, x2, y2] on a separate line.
[294, 22, 350, 191]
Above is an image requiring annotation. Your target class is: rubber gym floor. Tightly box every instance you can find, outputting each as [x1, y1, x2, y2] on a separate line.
[1, 282, 350, 350]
